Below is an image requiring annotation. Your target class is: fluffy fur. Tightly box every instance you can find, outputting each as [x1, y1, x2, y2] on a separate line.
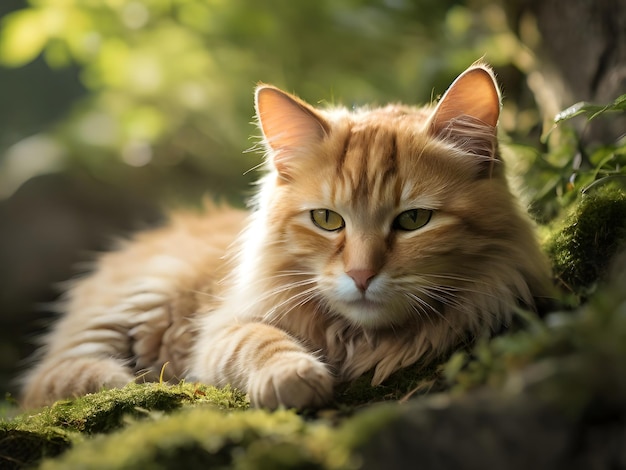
[21, 63, 551, 409]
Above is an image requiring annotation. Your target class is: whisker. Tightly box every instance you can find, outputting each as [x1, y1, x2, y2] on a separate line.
[403, 292, 440, 327]
[418, 272, 494, 288]
[263, 287, 320, 323]
[255, 284, 314, 312]
[410, 274, 504, 304]
[404, 292, 467, 337]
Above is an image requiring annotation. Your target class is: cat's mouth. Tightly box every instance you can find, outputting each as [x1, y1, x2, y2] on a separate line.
[330, 287, 414, 328]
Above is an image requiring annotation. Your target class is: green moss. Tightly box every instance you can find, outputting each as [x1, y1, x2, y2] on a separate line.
[8, 382, 246, 434]
[34, 397, 407, 470]
[0, 429, 71, 469]
[0, 380, 412, 470]
[37, 408, 356, 470]
[547, 185, 626, 295]
[335, 401, 402, 451]
[0, 383, 247, 469]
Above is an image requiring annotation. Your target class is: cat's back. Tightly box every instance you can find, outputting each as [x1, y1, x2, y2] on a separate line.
[74, 204, 248, 310]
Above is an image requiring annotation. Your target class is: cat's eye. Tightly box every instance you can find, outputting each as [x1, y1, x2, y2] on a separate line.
[311, 209, 345, 232]
[393, 209, 432, 231]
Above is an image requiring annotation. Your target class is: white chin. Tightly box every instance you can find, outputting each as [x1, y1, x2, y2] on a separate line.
[335, 299, 397, 329]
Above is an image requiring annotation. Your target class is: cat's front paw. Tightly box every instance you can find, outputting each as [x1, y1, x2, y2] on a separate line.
[248, 356, 333, 409]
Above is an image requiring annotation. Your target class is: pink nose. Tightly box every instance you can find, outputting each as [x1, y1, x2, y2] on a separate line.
[346, 269, 377, 292]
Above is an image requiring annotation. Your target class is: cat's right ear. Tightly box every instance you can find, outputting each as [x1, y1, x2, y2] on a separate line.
[255, 85, 329, 177]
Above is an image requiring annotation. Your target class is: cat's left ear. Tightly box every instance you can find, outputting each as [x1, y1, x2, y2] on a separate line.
[428, 64, 501, 162]
[255, 85, 329, 178]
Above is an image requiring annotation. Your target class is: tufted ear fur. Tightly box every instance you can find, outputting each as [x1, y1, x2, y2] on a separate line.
[428, 64, 501, 174]
[255, 85, 329, 178]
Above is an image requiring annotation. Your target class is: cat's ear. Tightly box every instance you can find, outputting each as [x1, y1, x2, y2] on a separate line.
[428, 64, 501, 164]
[255, 85, 329, 177]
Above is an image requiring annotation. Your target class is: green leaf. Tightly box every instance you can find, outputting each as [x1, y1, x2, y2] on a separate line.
[554, 94, 626, 124]
[0, 9, 49, 67]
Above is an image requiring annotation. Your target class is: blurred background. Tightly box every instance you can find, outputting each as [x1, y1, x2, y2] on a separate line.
[0, 0, 624, 398]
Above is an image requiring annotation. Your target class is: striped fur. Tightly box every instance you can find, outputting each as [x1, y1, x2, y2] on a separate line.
[21, 64, 551, 409]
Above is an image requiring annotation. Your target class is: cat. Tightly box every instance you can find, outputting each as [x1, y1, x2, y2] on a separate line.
[20, 63, 552, 410]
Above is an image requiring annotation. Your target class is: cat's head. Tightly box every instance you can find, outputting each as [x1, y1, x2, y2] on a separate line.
[253, 64, 544, 330]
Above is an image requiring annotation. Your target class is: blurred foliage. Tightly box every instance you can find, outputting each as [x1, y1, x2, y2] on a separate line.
[1, 0, 623, 215]
[512, 94, 626, 222]
[0, 0, 542, 206]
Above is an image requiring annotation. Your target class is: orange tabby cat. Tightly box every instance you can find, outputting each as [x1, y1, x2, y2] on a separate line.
[21, 63, 551, 409]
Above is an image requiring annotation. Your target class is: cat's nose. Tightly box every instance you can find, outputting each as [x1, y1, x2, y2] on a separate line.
[347, 269, 377, 292]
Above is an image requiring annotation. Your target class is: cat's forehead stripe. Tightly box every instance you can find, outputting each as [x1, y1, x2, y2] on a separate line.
[335, 123, 399, 205]
[335, 129, 351, 175]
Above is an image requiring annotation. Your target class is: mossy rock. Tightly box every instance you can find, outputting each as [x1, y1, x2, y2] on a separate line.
[547, 185, 626, 296]
[38, 408, 337, 470]
[0, 383, 247, 469]
[2, 387, 392, 470]
[0, 429, 69, 469]
[39, 404, 400, 470]
[0, 372, 438, 469]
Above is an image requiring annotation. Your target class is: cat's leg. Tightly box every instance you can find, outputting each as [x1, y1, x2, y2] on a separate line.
[189, 320, 333, 409]
[20, 277, 175, 408]
[20, 356, 133, 409]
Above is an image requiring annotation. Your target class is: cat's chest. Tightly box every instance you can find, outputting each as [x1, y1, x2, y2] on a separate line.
[280, 313, 406, 381]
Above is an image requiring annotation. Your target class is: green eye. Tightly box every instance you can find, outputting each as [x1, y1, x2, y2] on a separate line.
[393, 209, 432, 231]
[311, 209, 345, 231]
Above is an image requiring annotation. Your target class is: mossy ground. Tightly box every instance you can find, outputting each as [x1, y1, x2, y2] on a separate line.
[2, 187, 626, 469]
[0, 383, 248, 469]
